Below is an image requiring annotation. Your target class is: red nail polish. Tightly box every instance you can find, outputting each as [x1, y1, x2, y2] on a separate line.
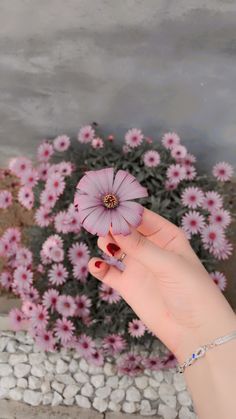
[107, 243, 120, 256]
[95, 261, 102, 268]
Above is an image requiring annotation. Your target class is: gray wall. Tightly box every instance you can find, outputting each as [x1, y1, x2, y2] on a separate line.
[0, 0, 236, 172]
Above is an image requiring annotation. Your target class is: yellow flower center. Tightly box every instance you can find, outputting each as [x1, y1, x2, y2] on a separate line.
[102, 193, 119, 209]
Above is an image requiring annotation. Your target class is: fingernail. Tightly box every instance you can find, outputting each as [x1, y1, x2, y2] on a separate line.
[95, 261, 103, 268]
[107, 243, 120, 256]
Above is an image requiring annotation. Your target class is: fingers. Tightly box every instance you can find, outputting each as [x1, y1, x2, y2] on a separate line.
[88, 257, 123, 290]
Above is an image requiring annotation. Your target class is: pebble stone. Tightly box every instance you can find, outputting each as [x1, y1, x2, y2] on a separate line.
[0, 353, 9, 363]
[123, 401, 136, 413]
[177, 390, 192, 407]
[0, 363, 13, 376]
[81, 382, 94, 397]
[144, 386, 158, 400]
[76, 394, 91, 408]
[51, 381, 65, 394]
[28, 376, 41, 390]
[64, 397, 75, 405]
[56, 359, 68, 374]
[55, 374, 76, 385]
[95, 386, 111, 399]
[45, 360, 54, 373]
[23, 390, 42, 406]
[8, 387, 23, 401]
[140, 399, 157, 416]
[17, 378, 28, 389]
[63, 384, 79, 399]
[69, 359, 78, 373]
[108, 401, 121, 412]
[93, 397, 108, 412]
[41, 380, 51, 394]
[91, 374, 105, 388]
[74, 371, 89, 383]
[14, 363, 31, 378]
[9, 354, 28, 365]
[1, 376, 16, 389]
[43, 393, 53, 405]
[119, 376, 133, 389]
[135, 376, 149, 389]
[107, 376, 119, 388]
[158, 403, 178, 419]
[126, 386, 141, 402]
[173, 372, 186, 392]
[79, 358, 89, 372]
[29, 353, 46, 365]
[179, 406, 196, 419]
[110, 389, 125, 403]
[31, 365, 45, 378]
[52, 391, 63, 406]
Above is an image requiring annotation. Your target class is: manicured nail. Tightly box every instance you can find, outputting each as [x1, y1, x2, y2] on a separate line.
[95, 261, 103, 268]
[107, 243, 120, 256]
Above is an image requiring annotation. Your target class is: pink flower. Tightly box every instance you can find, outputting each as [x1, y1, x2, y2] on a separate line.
[181, 211, 206, 235]
[58, 162, 73, 177]
[9, 157, 32, 177]
[56, 295, 76, 317]
[78, 125, 95, 143]
[128, 319, 146, 337]
[210, 271, 227, 291]
[22, 301, 37, 318]
[16, 247, 33, 267]
[125, 128, 144, 148]
[76, 334, 95, 357]
[64, 205, 81, 233]
[122, 145, 131, 154]
[211, 238, 233, 260]
[46, 173, 65, 197]
[37, 141, 54, 162]
[165, 180, 178, 191]
[37, 163, 50, 181]
[171, 144, 187, 160]
[202, 191, 223, 212]
[162, 133, 180, 149]
[87, 349, 104, 366]
[142, 356, 163, 371]
[118, 353, 144, 376]
[20, 285, 39, 303]
[54, 211, 70, 234]
[9, 308, 26, 331]
[201, 225, 225, 250]
[2, 227, 21, 246]
[20, 169, 39, 188]
[18, 187, 34, 210]
[72, 262, 88, 283]
[209, 209, 231, 229]
[50, 247, 64, 263]
[35, 207, 52, 227]
[13, 266, 33, 291]
[143, 150, 160, 167]
[53, 135, 70, 152]
[166, 164, 186, 184]
[42, 289, 60, 312]
[42, 235, 64, 262]
[99, 283, 121, 304]
[35, 329, 56, 351]
[212, 161, 234, 182]
[31, 304, 49, 329]
[74, 295, 92, 318]
[182, 153, 197, 166]
[75, 168, 148, 236]
[0, 271, 13, 290]
[181, 187, 204, 209]
[91, 137, 104, 149]
[184, 166, 197, 181]
[68, 242, 90, 265]
[40, 188, 58, 209]
[48, 263, 68, 286]
[102, 334, 127, 355]
[0, 190, 13, 209]
[54, 318, 75, 343]
[161, 353, 177, 369]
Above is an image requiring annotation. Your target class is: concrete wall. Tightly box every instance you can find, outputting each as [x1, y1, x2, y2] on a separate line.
[0, 0, 236, 172]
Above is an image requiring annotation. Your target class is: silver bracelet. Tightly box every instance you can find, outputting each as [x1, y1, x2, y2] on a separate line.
[177, 330, 236, 373]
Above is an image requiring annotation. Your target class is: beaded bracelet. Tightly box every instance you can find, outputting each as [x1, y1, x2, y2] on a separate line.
[177, 330, 236, 373]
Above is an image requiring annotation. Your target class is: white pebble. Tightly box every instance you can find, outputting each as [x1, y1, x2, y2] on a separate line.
[23, 389, 42, 406]
[119, 376, 133, 389]
[29, 353, 46, 365]
[41, 380, 51, 394]
[122, 401, 136, 413]
[14, 363, 31, 378]
[74, 371, 89, 384]
[152, 370, 164, 383]
[104, 362, 116, 376]
[9, 354, 27, 365]
[135, 376, 148, 389]
[43, 392, 53, 405]
[56, 359, 68, 374]
[6, 340, 16, 353]
[48, 353, 60, 363]
[55, 374, 76, 385]
[173, 372, 186, 392]
[0, 353, 9, 363]
[18, 344, 32, 353]
[107, 376, 119, 388]
[64, 397, 74, 405]
[108, 401, 121, 412]
[95, 386, 111, 399]
[149, 377, 161, 388]
[69, 359, 78, 373]
[164, 370, 173, 384]
[178, 390, 192, 407]
[160, 394, 177, 409]
[93, 397, 108, 412]
[179, 406, 196, 419]
[28, 376, 41, 390]
[8, 387, 23, 401]
[81, 382, 94, 397]
[51, 381, 65, 394]
[0, 388, 8, 399]
[76, 395, 91, 408]
[63, 384, 79, 399]
[1, 376, 16, 389]
[44, 360, 54, 373]
[144, 386, 158, 400]
[126, 386, 141, 402]
[52, 391, 63, 406]
[31, 365, 45, 378]
[158, 403, 177, 419]
[140, 399, 156, 416]
[91, 374, 105, 388]
[0, 337, 9, 351]
[79, 358, 89, 372]
[0, 363, 13, 376]
[17, 378, 28, 389]
[110, 389, 125, 404]
[159, 382, 175, 397]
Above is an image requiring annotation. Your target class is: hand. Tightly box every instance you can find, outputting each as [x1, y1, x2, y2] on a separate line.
[89, 208, 236, 363]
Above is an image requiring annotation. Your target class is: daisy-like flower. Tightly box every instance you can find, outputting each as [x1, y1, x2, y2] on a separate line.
[184, 165, 197, 181]
[20, 285, 39, 304]
[13, 266, 33, 291]
[2, 227, 21, 247]
[201, 225, 225, 250]
[182, 153, 197, 166]
[125, 128, 144, 148]
[18, 186, 34, 210]
[99, 283, 121, 304]
[54, 211, 70, 234]
[42, 235, 64, 260]
[210, 271, 227, 291]
[0, 239, 10, 258]
[46, 173, 65, 197]
[102, 334, 127, 355]
[0, 190, 13, 209]
[118, 353, 144, 376]
[53, 135, 70, 152]
[161, 353, 177, 369]
[42, 288, 60, 312]
[165, 180, 178, 191]
[48, 263, 68, 286]
[65, 205, 81, 233]
[16, 247, 33, 267]
[75, 168, 148, 236]
[0, 271, 13, 290]
[171, 144, 187, 160]
[142, 356, 163, 371]
[166, 164, 186, 184]
[56, 295, 76, 317]
[87, 348, 104, 366]
[22, 301, 37, 318]
[9, 308, 26, 331]
[212, 161, 234, 182]
[209, 209, 231, 229]
[181, 211, 206, 235]
[68, 242, 90, 265]
[181, 187, 204, 209]
[76, 334, 95, 357]
[143, 150, 160, 167]
[58, 161, 73, 177]
[40, 188, 58, 209]
[91, 137, 104, 149]
[37, 141, 54, 162]
[202, 191, 223, 212]
[128, 319, 146, 337]
[74, 295, 92, 318]
[211, 238, 233, 260]
[54, 317, 75, 344]
[35, 206, 52, 227]
[50, 247, 64, 263]
[78, 125, 95, 143]
[9, 157, 32, 177]
[31, 304, 49, 330]
[122, 145, 131, 154]
[20, 168, 39, 188]
[35, 329, 56, 351]
[72, 262, 88, 283]
[37, 162, 50, 181]
[162, 132, 180, 149]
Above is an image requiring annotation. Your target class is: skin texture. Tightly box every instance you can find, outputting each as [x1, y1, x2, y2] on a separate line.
[89, 208, 236, 419]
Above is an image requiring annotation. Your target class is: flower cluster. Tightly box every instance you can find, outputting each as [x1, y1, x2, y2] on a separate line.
[0, 127, 234, 375]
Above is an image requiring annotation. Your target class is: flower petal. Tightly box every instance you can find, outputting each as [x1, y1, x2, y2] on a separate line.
[83, 207, 111, 236]
[111, 210, 130, 236]
[113, 170, 148, 201]
[76, 194, 102, 216]
[86, 169, 114, 195]
[118, 201, 143, 227]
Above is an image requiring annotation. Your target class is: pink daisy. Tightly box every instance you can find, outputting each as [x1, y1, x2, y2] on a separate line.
[42, 235, 64, 261]
[128, 319, 146, 337]
[35, 329, 56, 351]
[9, 157, 32, 177]
[202, 191, 223, 212]
[46, 173, 65, 197]
[13, 266, 33, 291]
[50, 246, 64, 263]
[161, 353, 177, 369]
[20, 168, 39, 188]
[40, 250, 51, 265]
[56, 295, 76, 317]
[76, 334, 95, 357]
[42, 288, 60, 312]
[16, 247, 33, 267]
[102, 334, 127, 355]
[20, 285, 39, 304]
[118, 353, 144, 376]
[143, 150, 161, 167]
[181, 211, 206, 235]
[65, 204, 81, 233]
[201, 225, 225, 250]
[166, 164, 186, 184]
[212, 161, 234, 182]
[142, 356, 163, 371]
[75, 168, 148, 236]
[40, 188, 58, 209]
[37, 141, 54, 162]
[99, 283, 121, 304]
[37, 162, 50, 181]
[78, 125, 95, 143]
[211, 238, 233, 260]
[0, 238, 10, 258]
[122, 145, 131, 154]
[91, 137, 104, 149]
[72, 262, 88, 283]
[162, 132, 180, 150]
[31, 304, 49, 330]
[165, 180, 178, 191]
[182, 153, 197, 166]
[54, 317, 75, 343]
[35, 206, 52, 227]
[184, 166, 197, 181]
[58, 162, 73, 177]
[125, 128, 144, 148]
[87, 349, 104, 366]
[21, 301, 37, 318]
[145, 137, 153, 144]
[0, 271, 13, 290]
[48, 263, 68, 286]
[53, 135, 70, 152]
[68, 242, 90, 265]
[54, 211, 70, 234]
[181, 187, 204, 209]
[2, 227, 21, 247]
[209, 209, 232, 229]
[18, 187, 34, 210]
[0, 190, 13, 209]
[210, 271, 227, 291]
[74, 295, 92, 318]
[171, 144, 187, 160]
[9, 308, 26, 331]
